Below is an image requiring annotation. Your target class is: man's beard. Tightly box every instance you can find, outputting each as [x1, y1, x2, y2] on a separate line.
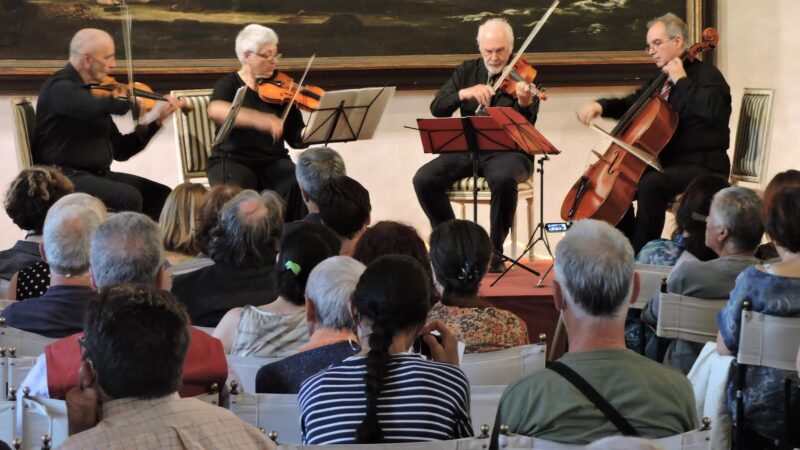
[484, 62, 503, 76]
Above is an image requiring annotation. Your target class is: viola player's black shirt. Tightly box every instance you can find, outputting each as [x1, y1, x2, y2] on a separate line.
[596, 59, 731, 166]
[209, 72, 305, 165]
[33, 64, 161, 172]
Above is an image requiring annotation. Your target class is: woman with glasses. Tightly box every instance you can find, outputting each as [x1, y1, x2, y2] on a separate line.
[206, 24, 308, 221]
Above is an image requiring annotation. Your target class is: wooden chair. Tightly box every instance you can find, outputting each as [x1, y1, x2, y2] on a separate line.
[170, 89, 216, 183]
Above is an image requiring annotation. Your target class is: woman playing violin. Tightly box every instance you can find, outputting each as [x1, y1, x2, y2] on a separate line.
[32, 28, 178, 220]
[207, 24, 308, 221]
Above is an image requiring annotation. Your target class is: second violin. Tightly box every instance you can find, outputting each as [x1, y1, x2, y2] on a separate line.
[257, 71, 324, 112]
[88, 76, 193, 113]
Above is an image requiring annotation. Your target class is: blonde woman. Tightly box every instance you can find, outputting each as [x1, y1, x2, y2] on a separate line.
[159, 183, 207, 267]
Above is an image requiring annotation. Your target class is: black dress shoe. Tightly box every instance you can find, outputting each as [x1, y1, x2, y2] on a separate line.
[488, 254, 506, 273]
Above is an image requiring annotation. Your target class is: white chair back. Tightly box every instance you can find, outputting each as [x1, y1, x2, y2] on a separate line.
[0, 400, 16, 446]
[460, 344, 546, 386]
[737, 309, 800, 371]
[226, 355, 281, 393]
[656, 293, 728, 343]
[7, 356, 36, 401]
[469, 385, 506, 431]
[275, 436, 534, 450]
[0, 326, 57, 358]
[21, 396, 67, 450]
[633, 264, 672, 310]
[521, 426, 711, 449]
[229, 391, 301, 444]
[171, 89, 215, 183]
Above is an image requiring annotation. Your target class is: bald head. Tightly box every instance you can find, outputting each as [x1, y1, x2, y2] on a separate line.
[69, 28, 113, 59]
[69, 28, 116, 83]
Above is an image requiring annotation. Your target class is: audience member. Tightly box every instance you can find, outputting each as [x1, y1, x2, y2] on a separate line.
[0, 166, 73, 282]
[637, 174, 730, 265]
[214, 222, 340, 355]
[170, 184, 242, 276]
[643, 186, 763, 372]
[159, 182, 207, 266]
[428, 219, 528, 352]
[352, 220, 437, 301]
[318, 175, 371, 256]
[493, 220, 696, 445]
[172, 190, 283, 326]
[300, 255, 472, 444]
[21, 212, 227, 400]
[61, 284, 273, 449]
[285, 146, 346, 235]
[256, 256, 365, 393]
[754, 169, 800, 260]
[2, 194, 106, 337]
[716, 186, 800, 444]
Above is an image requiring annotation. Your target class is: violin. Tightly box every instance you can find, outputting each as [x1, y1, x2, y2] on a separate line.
[497, 56, 548, 101]
[257, 71, 324, 112]
[88, 76, 193, 113]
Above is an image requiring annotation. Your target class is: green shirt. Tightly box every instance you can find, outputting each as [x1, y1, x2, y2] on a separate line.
[495, 349, 697, 444]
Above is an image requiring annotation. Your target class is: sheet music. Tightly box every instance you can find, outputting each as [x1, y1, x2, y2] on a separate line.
[211, 86, 247, 148]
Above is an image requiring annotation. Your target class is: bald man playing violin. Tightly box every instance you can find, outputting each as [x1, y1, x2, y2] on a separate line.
[413, 18, 540, 272]
[576, 13, 731, 254]
[32, 28, 178, 220]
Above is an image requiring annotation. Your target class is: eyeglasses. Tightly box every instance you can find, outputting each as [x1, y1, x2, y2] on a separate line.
[645, 36, 677, 53]
[253, 52, 282, 61]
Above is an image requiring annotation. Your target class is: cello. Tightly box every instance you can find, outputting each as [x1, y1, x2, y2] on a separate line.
[560, 28, 720, 225]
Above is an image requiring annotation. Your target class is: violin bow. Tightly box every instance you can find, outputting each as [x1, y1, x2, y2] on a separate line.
[281, 54, 316, 122]
[477, 0, 559, 114]
[119, 1, 139, 124]
[588, 123, 663, 172]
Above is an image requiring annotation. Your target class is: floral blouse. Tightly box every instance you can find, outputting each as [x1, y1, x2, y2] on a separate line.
[428, 302, 529, 353]
[636, 235, 686, 266]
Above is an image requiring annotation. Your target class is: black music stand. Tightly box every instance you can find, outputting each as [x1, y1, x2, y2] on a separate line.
[417, 107, 558, 279]
[302, 86, 395, 146]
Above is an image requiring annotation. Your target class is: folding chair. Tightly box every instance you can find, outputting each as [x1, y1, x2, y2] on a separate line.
[460, 342, 546, 386]
[656, 293, 727, 343]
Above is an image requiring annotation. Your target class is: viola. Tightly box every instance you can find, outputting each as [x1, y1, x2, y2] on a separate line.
[497, 56, 548, 101]
[257, 71, 324, 112]
[560, 28, 720, 225]
[88, 76, 193, 113]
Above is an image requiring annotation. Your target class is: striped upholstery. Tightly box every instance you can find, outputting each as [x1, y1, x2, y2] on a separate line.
[447, 176, 535, 258]
[10, 97, 36, 170]
[171, 89, 216, 182]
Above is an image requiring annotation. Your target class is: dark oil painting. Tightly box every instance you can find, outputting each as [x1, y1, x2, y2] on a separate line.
[0, 0, 693, 70]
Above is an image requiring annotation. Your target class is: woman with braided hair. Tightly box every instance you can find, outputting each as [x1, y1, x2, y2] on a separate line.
[428, 219, 528, 353]
[299, 254, 473, 444]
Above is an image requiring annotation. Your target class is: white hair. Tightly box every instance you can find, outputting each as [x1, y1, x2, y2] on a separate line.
[709, 186, 764, 252]
[235, 24, 278, 64]
[306, 256, 366, 330]
[476, 18, 514, 47]
[43, 195, 106, 276]
[553, 219, 634, 320]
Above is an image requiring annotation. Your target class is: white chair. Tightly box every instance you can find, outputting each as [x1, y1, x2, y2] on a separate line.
[171, 89, 215, 183]
[0, 400, 16, 446]
[7, 355, 36, 401]
[226, 355, 281, 393]
[460, 343, 546, 386]
[734, 303, 800, 449]
[655, 293, 728, 343]
[21, 396, 67, 450]
[632, 263, 673, 310]
[228, 387, 301, 444]
[0, 324, 58, 358]
[520, 425, 712, 449]
[469, 385, 506, 432]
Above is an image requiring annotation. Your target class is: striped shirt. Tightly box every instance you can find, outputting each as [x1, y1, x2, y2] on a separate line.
[299, 353, 473, 445]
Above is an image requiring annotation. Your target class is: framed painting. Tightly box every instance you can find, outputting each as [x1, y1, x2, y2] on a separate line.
[0, 0, 703, 89]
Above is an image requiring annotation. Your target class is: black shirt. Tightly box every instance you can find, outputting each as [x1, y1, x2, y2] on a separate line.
[596, 59, 731, 166]
[0, 240, 40, 281]
[1, 285, 99, 338]
[430, 57, 539, 124]
[209, 72, 306, 165]
[33, 64, 161, 172]
[255, 340, 361, 394]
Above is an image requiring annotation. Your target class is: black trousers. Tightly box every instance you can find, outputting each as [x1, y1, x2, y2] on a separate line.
[620, 151, 731, 254]
[207, 155, 306, 222]
[413, 152, 533, 251]
[66, 169, 171, 221]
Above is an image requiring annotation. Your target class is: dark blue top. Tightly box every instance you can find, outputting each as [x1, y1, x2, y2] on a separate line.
[0, 240, 41, 281]
[256, 340, 360, 394]
[1, 285, 98, 338]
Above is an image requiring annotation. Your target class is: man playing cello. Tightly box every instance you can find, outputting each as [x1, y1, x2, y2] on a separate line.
[413, 18, 540, 272]
[577, 13, 731, 254]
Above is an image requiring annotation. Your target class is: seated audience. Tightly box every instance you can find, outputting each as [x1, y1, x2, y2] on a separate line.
[716, 186, 800, 445]
[643, 186, 763, 373]
[256, 256, 365, 393]
[2, 194, 106, 337]
[493, 220, 696, 445]
[61, 284, 273, 449]
[300, 255, 472, 444]
[318, 175, 371, 256]
[172, 190, 283, 326]
[428, 219, 528, 353]
[169, 184, 241, 276]
[352, 220, 438, 301]
[754, 169, 800, 260]
[0, 166, 73, 283]
[159, 182, 207, 267]
[21, 212, 227, 400]
[637, 174, 730, 265]
[285, 146, 346, 235]
[214, 223, 340, 356]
